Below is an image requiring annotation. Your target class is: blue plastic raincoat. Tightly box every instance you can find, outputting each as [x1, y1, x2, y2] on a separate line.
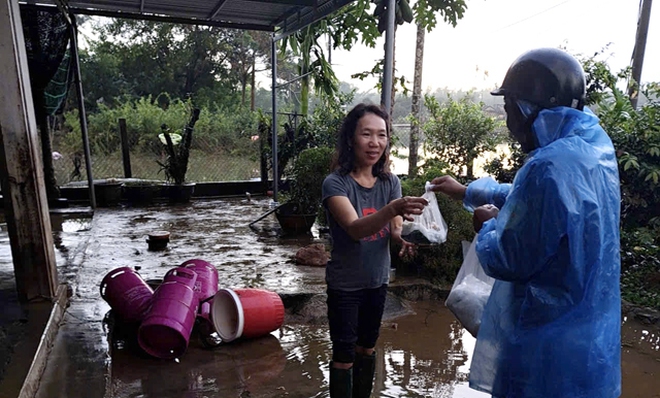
[465, 106, 621, 398]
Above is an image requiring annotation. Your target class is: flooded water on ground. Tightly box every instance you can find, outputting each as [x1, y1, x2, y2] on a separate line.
[109, 299, 660, 398]
[1, 198, 659, 398]
[85, 198, 329, 296]
[110, 300, 489, 398]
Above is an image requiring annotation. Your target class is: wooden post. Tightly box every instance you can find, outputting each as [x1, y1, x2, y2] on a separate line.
[119, 118, 132, 178]
[0, 0, 58, 302]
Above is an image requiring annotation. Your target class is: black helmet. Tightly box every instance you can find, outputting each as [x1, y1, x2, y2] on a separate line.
[491, 48, 586, 110]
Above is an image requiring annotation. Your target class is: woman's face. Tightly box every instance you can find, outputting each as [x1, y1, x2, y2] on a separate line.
[352, 112, 388, 168]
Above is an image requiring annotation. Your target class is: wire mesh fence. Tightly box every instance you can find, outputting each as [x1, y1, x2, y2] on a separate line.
[51, 121, 417, 187]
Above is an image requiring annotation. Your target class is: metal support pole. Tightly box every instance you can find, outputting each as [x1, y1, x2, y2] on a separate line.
[629, 0, 653, 109]
[70, 16, 96, 208]
[381, 0, 396, 113]
[271, 35, 279, 203]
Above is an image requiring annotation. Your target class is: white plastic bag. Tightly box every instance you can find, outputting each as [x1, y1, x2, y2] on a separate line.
[401, 182, 448, 245]
[445, 235, 495, 337]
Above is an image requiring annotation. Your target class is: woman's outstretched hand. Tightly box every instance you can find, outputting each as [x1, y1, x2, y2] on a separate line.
[429, 176, 467, 201]
[398, 239, 417, 259]
[394, 196, 428, 221]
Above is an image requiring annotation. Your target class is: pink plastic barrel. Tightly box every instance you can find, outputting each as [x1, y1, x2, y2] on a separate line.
[182, 259, 219, 336]
[211, 288, 284, 342]
[182, 259, 219, 301]
[138, 268, 198, 359]
[100, 267, 154, 323]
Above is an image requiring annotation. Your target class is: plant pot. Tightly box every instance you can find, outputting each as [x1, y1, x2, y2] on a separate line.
[94, 181, 122, 207]
[275, 202, 317, 236]
[146, 230, 170, 251]
[164, 182, 196, 204]
[122, 183, 163, 206]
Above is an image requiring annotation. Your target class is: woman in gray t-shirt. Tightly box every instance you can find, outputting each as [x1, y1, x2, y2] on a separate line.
[322, 103, 428, 397]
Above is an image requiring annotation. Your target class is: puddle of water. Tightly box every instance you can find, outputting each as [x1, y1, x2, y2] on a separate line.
[110, 300, 489, 398]
[0, 213, 93, 282]
[109, 298, 660, 398]
[1, 198, 660, 398]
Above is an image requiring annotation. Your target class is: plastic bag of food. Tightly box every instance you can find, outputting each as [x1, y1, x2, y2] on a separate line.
[445, 235, 495, 337]
[401, 182, 448, 245]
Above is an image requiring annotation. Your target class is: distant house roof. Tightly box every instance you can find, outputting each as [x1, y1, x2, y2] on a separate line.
[23, 0, 354, 38]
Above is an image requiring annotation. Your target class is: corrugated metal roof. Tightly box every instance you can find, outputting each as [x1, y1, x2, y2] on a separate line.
[22, 0, 355, 37]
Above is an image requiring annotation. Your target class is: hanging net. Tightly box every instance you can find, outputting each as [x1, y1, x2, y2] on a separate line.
[20, 5, 73, 117]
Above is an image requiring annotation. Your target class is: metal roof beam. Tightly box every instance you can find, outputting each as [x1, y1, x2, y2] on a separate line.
[68, 7, 275, 30]
[254, 0, 316, 5]
[275, 0, 351, 40]
[208, 0, 230, 19]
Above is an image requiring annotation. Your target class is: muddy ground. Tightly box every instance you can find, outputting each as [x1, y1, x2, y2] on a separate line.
[0, 197, 658, 398]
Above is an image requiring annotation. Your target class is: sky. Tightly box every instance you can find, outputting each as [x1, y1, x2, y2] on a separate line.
[326, 0, 660, 93]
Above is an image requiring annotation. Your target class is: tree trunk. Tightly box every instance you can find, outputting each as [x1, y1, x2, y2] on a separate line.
[241, 75, 247, 106]
[467, 157, 474, 180]
[409, 23, 425, 178]
[389, 28, 397, 118]
[250, 54, 256, 111]
[300, 26, 313, 116]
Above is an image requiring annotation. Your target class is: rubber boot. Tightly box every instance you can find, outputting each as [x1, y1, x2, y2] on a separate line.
[329, 361, 353, 398]
[352, 352, 376, 398]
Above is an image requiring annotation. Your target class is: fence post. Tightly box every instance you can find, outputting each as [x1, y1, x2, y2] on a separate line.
[118, 118, 132, 178]
[260, 129, 268, 194]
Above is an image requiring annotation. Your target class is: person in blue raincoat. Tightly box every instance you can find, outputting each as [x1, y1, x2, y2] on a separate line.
[431, 48, 621, 398]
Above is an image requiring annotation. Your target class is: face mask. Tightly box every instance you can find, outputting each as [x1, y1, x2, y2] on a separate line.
[505, 98, 540, 153]
[516, 100, 540, 119]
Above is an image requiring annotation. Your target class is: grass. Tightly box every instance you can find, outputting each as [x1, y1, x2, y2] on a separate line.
[54, 149, 262, 184]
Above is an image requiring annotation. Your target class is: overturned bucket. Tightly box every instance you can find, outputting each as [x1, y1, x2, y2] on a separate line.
[182, 259, 219, 336]
[211, 288, 284, 343]
[138, 267, 199, 359]
[100, 267, 154, 323]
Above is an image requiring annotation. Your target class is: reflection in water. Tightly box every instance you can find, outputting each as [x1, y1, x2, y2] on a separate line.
[0, 213, 92, 275]
[2, 199, 658, 397]
[111, 301, 491, 398]
[375, 302, 487, 398]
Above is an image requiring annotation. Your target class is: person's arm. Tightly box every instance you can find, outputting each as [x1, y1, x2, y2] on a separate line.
[430, 175, 512, 211]
[463, 177, 512, 211]
[326, 195, 427, 241]
[475, 163, 566, 282]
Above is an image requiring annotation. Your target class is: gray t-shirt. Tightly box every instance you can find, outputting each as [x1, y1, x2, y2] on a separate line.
[321, 171, 402, 290]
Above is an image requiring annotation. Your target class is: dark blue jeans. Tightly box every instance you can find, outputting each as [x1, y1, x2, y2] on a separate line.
[327, 284, 387, 364]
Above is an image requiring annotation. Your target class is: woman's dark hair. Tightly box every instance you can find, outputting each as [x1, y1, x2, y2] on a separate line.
[331, 103, 391, 177]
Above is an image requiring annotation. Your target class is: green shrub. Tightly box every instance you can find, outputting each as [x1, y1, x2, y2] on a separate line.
[580, 52, 660, 308]
[289, 147, 334, 218]
[620, 228, 660, 309]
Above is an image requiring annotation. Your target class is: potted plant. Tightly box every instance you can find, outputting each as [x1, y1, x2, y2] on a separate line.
[158, 107, 201, 203]
[275, 147, 333, 235]
[121, 179, 164, 206]
[93, 178, 123, 207]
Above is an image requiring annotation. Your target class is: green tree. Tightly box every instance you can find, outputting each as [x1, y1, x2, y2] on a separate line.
[422, 94, 503, 179]
[79, 19, 253, 109]
[581, 53, 660, 229]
